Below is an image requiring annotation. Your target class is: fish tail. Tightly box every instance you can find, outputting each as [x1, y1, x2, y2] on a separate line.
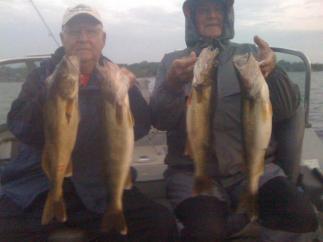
[65, 160, 73, 177]
[41, 192, 67, 225]
[41, 192, 55, 225]
[54, 198, 67, 223]
[193, 175, 214, 195]
[101, 208, 128, 235]
[237, 193, 258, 221]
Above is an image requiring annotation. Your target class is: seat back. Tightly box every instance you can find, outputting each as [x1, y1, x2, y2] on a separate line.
[274, 101, 305, 183]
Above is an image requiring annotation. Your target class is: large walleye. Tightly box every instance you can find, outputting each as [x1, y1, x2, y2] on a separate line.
[41, 56, 80, 224]
[186, 46, 219, 194]
[98, 62, 134, 235]
[233, 53, 272, 219]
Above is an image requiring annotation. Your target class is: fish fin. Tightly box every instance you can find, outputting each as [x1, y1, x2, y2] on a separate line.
[197, 90, 204, 103]
[116, 104, 124, 125]
[42, 192, 55, 225]
[101, 208, 128, 235]
[237, 193, 258, 221]
[193, 175, 214, 195]
[127, 108, 134, 128]
[41, 149, 50, 178]
[124, 171, 133, 190]
[54, 199, 68, 223]
[186, 94, 192, 107]
[187, 89, 203, 106]
[184, 139, 192, 158]
[65, 100, 74, 123]
[65, 160, 73, 177]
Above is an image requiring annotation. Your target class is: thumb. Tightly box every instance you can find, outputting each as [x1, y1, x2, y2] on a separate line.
[190, 51, 197, 58]
[253, 35, 270, 50]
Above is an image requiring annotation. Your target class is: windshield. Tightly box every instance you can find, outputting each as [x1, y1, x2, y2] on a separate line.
[0, 59, 43, 124]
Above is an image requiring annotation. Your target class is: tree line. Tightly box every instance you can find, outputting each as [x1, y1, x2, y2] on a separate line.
[1, 60, 323, 82]
[121, 61, 160, 78]
[277, 60, 323, 72]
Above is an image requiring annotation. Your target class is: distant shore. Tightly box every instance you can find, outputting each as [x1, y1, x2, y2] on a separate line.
[1, 61, 323, 83]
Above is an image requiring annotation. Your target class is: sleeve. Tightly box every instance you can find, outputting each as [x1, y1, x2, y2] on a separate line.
[6, 68, 46, 148]
[150, 54, 187, 131]
[266, 67, 301, 122]
[128, 83, 151, 140]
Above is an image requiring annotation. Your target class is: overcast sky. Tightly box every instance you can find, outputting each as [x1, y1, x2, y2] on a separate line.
[0, 0, 322, 64]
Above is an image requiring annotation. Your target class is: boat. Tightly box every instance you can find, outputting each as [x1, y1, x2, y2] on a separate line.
[0, 48, 322, 241]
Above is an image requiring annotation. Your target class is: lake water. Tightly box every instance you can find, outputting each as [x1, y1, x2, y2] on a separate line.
[308, 72, 323, 137]
[1, 72, 323, 140]
[0, 81, 23, 124]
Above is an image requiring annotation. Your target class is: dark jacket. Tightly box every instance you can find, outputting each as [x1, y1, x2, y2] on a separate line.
[0, 47, 151, 213]
[150, 0, 300, 186]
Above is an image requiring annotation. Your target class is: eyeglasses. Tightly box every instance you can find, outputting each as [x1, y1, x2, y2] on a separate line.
[196, 5, 224, 17]
[63, 27, 103, 38]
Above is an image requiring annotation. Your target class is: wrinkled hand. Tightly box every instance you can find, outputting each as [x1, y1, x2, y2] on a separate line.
[97, 61, 136, 102]
[254, 35, 276, 78]
[167, 52, 197, 91]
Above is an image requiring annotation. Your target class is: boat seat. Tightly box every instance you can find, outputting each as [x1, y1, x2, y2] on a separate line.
[274, 105, 305, 183]
[48, 228, 87, 242]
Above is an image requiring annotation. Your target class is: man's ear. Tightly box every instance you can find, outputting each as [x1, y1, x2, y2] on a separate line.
[60, 32, 64, 43]
[103, 32, 107, 44]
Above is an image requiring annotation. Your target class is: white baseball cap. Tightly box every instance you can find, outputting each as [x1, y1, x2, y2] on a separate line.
[62, 4, 102, 26]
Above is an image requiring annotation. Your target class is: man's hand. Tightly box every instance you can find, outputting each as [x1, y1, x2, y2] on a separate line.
[166, 52, 197, 91]
[254, 35, 276, 78]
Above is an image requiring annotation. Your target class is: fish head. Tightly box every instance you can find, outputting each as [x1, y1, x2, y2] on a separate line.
[55, 56, 80, 99]
[233, 53, 264, 99]
[193, 46, 219, 88]
[97, 61, 130, 105]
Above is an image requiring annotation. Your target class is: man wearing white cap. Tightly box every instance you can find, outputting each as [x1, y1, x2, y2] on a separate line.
[0, 4, 178, 242]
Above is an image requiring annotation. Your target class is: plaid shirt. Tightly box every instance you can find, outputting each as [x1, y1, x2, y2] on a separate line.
[1, 47, 151, 213]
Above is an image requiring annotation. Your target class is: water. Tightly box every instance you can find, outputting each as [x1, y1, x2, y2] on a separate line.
[0, 82, 23, 124]
[309, 72, 323, 138]
[0, 72, 323, 139]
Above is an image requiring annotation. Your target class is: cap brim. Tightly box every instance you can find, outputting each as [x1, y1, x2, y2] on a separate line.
[62, 12, 102, 26]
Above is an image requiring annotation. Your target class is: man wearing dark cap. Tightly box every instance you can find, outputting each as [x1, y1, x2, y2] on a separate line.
[0, 4, 178, 242]
[151, 0, 318, 241]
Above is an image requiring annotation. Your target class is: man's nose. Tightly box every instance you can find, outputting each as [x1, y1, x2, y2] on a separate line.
[208, 9, 221, 18]
[78, 30, 89, 41]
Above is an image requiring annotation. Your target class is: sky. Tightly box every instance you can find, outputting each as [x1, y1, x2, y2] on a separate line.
[0, 0, 322, 64]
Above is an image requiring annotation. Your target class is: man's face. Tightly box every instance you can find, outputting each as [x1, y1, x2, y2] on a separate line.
[60, 16, 106, 64]
[195, 1, 224, 39]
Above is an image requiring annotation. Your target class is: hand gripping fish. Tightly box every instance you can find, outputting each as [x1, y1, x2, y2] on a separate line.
[97, 61, 134, 235]
[233, 53, 273, 220]
[41, 56, 80, 224]
[186, 46, 219, 195]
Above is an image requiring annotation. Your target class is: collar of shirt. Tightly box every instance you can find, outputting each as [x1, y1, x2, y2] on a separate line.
[80, 74, 91, 87]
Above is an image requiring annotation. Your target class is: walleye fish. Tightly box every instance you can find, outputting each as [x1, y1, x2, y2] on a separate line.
[186, 46, 219, 195]
[99, 62, 134, 235]
[233, 53, 272, 219]
[41, 56, 80, 225]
